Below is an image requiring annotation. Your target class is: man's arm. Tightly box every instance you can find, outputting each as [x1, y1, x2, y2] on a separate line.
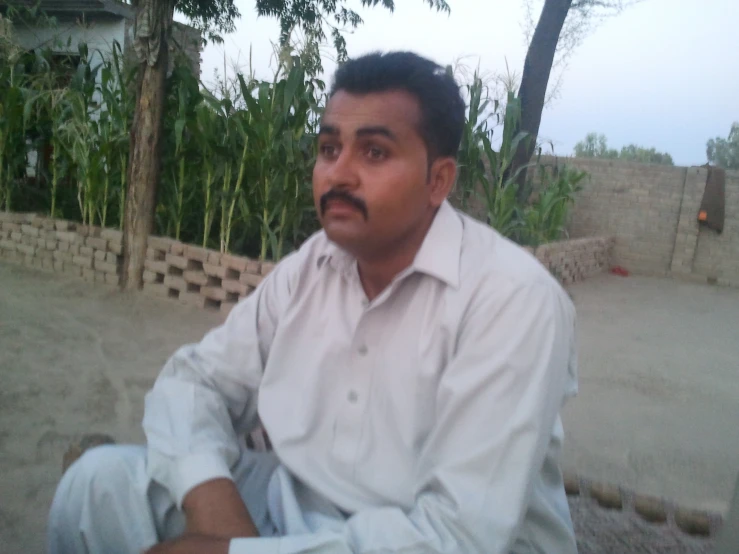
[142, 253, 299, 539]
[229, 276, 577, 554]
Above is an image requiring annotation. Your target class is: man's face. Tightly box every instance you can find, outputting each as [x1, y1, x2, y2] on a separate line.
[313, 89, 439, 257]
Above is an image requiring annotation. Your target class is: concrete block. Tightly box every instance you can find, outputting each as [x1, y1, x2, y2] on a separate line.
[143, 270, 158, 283]
[10, 231, 22, 241]
[207, 251, 222, 265]
[45, 239, 58, 250]
[165, 253, 190, 270]
[183, 270, 208, 286]
[170, 242, 185, 255]
[0, 239, 15, 251]
[68, 243, 80, 256]
[79, 246, 94, 257]
[246, 260, 262, 275]
[16, 244, 35, 256]
[55, 231, 78, 243]
[222, 279, 248, 296]
[53, 250, 71, 262]
[2, 222, 21, 233]
[674, 509, 711, 536]
[94, 250, 107, 261]
[633, 494, 667, 523]
[55, 220, 74, 231]
[109, 242, 123, 256]
[261, 262, 276, 276]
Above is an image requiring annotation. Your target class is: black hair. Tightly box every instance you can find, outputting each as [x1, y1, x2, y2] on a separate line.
[330, 51, 465, 161]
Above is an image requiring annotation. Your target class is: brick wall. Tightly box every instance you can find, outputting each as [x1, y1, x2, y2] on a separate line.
[0, 212, 613, 310]
[559, 157, 739, 287]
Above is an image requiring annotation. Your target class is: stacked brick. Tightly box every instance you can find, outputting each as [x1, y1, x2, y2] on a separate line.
[531, 236, 615, 285]
[0, 212, 122, 284]
[141, 235, 274, 315]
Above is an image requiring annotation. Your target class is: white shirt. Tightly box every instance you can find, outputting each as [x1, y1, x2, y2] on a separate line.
[143, 201, 579, 554]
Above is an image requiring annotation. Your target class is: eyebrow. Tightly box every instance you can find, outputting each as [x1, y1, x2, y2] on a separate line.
[318, 124, 397, 142]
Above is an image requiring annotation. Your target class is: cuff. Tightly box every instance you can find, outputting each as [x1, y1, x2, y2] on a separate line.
[171, 452, 233, 508]
[229, 537, 281, 554]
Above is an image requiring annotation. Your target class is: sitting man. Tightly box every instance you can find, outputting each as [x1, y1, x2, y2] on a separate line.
[49, 51, 578, 554]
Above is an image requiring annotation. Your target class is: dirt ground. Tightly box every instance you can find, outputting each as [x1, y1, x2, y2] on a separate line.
[1, 262, 736, 552]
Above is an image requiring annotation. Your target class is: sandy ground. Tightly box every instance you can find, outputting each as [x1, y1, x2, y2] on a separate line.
[563, 274, 739, 515]
[1, 262, 736, 552]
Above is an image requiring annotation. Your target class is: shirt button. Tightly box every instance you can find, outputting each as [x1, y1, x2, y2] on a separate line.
[357, 344, 368, 356]
[348, 390, 359, 403]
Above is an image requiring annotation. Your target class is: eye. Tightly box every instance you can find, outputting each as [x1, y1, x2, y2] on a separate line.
[320, 143, 339, 159]
[366, 146, 386, 161]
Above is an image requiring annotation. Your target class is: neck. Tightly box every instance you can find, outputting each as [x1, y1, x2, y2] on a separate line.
[356, 211, 436, 301]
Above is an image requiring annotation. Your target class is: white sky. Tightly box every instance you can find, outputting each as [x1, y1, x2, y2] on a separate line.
[189, 0, 739, 166]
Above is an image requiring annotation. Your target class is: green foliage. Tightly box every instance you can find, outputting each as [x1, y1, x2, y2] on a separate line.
[706, 123, 739, 170]
[455, 72, 584, 247]
[574, 132, 673, 165]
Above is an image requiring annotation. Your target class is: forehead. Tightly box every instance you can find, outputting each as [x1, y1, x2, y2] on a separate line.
[321, 89, 423, 138]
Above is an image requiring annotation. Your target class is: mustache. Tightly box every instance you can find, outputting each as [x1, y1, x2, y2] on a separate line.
[320, 189, 368, 220]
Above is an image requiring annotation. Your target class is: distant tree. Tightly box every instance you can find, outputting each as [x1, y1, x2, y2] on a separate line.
[573, 132, 618, 159]
[619, 144, 673, 165]
[573, 133, 673, 165]
[706, 122, 739, 170]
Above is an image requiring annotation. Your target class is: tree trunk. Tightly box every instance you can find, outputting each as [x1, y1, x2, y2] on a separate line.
[120, 0, 173, 290]
[511, 0, 572, 201]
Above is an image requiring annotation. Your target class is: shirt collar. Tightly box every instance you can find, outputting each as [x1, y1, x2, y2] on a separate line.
[317, 200, 463, 290]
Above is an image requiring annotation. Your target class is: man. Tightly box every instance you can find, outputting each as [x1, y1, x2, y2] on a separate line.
[49, 51, 578, 553]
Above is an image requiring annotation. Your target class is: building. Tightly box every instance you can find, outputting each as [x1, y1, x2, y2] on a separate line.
[2, 0, 202, 76]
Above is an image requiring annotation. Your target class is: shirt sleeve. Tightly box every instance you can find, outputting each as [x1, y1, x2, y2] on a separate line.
[230, 276, 578, 554]
[142, 252, 299, 508]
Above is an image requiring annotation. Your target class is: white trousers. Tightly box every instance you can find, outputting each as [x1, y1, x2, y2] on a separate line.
[48, 444, 281, 554]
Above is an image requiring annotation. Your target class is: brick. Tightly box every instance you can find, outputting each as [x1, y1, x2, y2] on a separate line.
[11, 231, 22, 241]
[588, 482, 622, 510]
[21, 224, 40, 237]
[633, 494, 667, 523]
[86, 237, 108, 250]
[0, 212, 25, 223]
[79, 246, 94, 257]
[3, 222, 21, 233]
[36, 249, 53, 260]
[0, 239, 15, 251]
[164, 275, 186, 291]
[145, 259, 168, 274]
[55, 231, 78, 243]
[222, 279, 248, 296]
[72, 255, 94, 269]
[147, 247, 165, 261]
[246, 260, 261, 274]
[109, 242, 123, 256]
[45, 239, 57, 250]
[82, 267, 96, 282]
[239, 272, 263, 288]
[220, 301, 238, 316]
[201, 285, 228, 302]
[95, 261, 119, 275]
[36, 237, 48, 248]
[207, 251, 222, 265]
[221, 253, 248, 272]
[104, 252, 119, 264]
[93, 249, 107, 261]
[17, 244, 35, 256]
[68, 243, 80, 256]
[179, 291, 207, 309]
[260, 262, 276, 276]
[170, 242, 185, 255]
[143, 283, 170, 298]
[55, 220, 74, 231]
[53, 261, 65, 272]
[184, 245, 210, 263]
[143, 270, 158, 283]
[100, 228, 123, 242]
[674, 509, 711, 536]
[203, 263, 228, 279]
[148, 235, 177, 252]
[41, 218, 56, 231]
[104, 273, 120, 286]
[53, 250, 71, 262]
[165, 253, 189, 270]
[183, 270, 208, 286]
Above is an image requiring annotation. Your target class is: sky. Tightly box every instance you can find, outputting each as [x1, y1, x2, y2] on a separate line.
[186, 0, 739, 166]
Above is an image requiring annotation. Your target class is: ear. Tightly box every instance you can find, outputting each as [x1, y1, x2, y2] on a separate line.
[427, 157, 457, 208]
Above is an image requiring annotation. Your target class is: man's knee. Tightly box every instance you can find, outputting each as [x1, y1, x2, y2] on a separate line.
[49, 445, 146, 552]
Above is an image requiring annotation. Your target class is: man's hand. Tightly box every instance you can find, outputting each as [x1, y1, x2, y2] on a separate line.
[182, 478, 259, 538]
[144, 534, 229, 554]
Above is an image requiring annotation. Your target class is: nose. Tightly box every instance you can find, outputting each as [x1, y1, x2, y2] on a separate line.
[325, 149, 360, 191]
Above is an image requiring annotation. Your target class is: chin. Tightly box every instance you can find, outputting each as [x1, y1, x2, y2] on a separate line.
[322, 221, 364, 250]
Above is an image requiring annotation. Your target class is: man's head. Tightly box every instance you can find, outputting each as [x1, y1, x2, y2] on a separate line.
[313, 51, 465, 260]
